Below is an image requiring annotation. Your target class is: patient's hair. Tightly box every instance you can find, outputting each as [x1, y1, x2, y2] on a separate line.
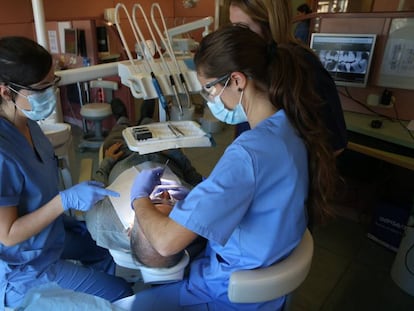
[130, 217, 184, 268]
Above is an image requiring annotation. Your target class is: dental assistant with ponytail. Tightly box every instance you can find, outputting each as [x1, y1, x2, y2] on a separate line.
[127, 25, 337, 310]
[0, 36, 132, 309]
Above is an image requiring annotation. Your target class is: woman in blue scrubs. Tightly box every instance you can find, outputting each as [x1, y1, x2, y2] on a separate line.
[0, 36, 133, 309]
[228, 0, 347, 156]
[127, 25, 338, 310]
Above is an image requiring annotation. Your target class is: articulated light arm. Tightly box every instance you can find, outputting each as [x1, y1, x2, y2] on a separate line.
[166, 16, 214, 41]
[55, 62, 119, 86]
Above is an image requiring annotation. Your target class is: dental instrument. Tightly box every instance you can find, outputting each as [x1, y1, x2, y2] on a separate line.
[132, 4, 183, 117]
[150, 3, 192, 112]
[160, 159, 170, 177]
[115, 3, 169, 120]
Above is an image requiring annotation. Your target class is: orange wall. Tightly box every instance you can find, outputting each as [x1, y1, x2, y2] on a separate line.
[0, 1, 214, 125]
[0, 0, 215, 61]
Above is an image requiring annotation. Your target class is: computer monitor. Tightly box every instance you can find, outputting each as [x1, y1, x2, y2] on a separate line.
[310, 33, 377, 88]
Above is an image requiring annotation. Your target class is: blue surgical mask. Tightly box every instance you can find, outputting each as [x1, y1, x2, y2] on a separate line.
[14, 87, 57, 121]
[207, 89, 247, 125]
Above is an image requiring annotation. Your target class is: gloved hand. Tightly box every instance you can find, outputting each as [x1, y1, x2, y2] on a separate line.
[130, 167, 164, 204]
[60, 180, 120, 212]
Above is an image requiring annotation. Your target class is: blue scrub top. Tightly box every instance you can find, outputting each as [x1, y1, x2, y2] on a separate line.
[170, 110, 308, 307]
[0, 118, 63, 304]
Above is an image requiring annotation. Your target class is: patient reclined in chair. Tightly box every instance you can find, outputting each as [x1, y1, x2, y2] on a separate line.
[85, 161, 205, 284]
[84, 100, 206, 283]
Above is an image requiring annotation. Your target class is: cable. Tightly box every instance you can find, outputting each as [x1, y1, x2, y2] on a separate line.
[340, 87, 414, 142]
[151, 3, 192, 111]
[339, 87, 394, 121]
[392, 103, 414, 141]
[405, 242, 414, 276]
[114, 3, 168, 119]
[132, 3, 182, 116]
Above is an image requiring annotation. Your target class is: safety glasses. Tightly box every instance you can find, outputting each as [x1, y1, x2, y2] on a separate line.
[8, 75, 61, 92]
[199, 74, 230, 102]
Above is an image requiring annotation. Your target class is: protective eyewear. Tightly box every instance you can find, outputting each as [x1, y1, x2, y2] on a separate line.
[150, 184, 189, 206]
[199, 74, 230, 102]
[8, 75, 61, 92]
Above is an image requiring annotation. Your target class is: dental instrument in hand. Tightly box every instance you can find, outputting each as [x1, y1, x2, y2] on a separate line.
[158, 159, 170, 178]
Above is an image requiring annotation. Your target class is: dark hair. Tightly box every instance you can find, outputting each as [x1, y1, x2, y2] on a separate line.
[130, 217, 183, 268]
[0, 36, 52, 90]
[194, 25, 337, 221]
[297, 3, 312, 14]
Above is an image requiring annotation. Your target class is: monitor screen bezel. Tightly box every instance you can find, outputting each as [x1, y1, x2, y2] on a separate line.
[310, 33, 377, 88]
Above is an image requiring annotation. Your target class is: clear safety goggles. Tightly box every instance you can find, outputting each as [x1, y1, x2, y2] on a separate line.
[199, 74, 230, 102]
[8, 75, 61, 93]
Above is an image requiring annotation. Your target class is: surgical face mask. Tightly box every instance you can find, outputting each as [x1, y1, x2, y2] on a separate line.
[13, 87, 57, 121]
[207, 88, 247, 125]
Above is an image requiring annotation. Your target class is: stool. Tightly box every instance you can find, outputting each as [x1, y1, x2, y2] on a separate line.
[78, 80, 118, 151]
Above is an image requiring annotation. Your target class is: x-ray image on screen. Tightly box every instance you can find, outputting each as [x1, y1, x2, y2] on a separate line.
[318, 50, 370, 74]
[311, 33, 377, 87]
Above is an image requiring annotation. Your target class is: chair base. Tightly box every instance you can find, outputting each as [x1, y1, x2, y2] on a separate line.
[78, 139, 103, 151]
[78, 131, 108, 152]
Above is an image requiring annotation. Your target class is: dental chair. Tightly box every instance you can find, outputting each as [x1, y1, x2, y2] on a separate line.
[78, 80, 118, 151]
[109, 248, 190, 284]
[228, 229, 313, 310]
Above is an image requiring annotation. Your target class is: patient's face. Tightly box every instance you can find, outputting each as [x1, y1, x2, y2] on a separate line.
[152, 190, 174, 215]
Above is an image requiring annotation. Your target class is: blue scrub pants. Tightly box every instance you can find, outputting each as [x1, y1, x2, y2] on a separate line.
[62, 215, 116, 274]
[5, 217, 133, 308]
[130, 281, 283, 311]
[52, 260, 132, 302]
[131, 282, 209, 311]
[60, 216, 133, 301]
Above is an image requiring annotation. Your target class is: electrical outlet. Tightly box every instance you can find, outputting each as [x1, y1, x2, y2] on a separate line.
[407, 120, 414, 132]
[366, 94, 380, 106]
[367, 91, 395, 108]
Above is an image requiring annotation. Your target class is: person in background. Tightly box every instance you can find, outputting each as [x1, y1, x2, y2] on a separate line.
[127, 24, 337, 311]
[227, 0, 348, 156]
[0, 36, 133, 308]
[294, 3, 312, 44]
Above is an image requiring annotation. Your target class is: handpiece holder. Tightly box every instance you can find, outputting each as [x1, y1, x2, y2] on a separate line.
[118, 58, 200, 100]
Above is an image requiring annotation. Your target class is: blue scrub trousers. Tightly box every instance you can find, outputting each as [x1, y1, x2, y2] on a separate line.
[130, 281, 282, 311]
[131, 282, 209, 311]
[62, 215, 116, 274]
[59, 216, 133, 301]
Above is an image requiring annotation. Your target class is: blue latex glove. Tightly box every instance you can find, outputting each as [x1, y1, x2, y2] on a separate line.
[60, 180, 119, 212]
[130, 167, 164, 204]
